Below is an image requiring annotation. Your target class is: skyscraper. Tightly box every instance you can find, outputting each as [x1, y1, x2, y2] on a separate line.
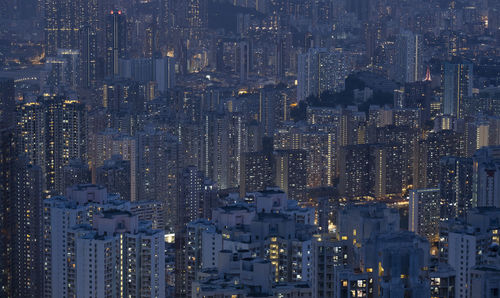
[440, 156, 474, 219]
[44, 0, 83, 55]
[443, 61, 473, 118]
[362, 231, 431, 297]
[17, 96, 87, 194]
[274, 149, 307, 202]
[105, 10, 127, 77]
[237, 40, 250, 82]
[42, 96, 87, 194]
[409, 188, 441, 242]
[16, 101, 46, 181]
[154, 56, 176, 93]
[473, 146, 500, 208]
[175, 166, 218, 297]
[178, 191, 315, 297]
[62, 159, 91, 192]
[404, 80, 432, 122]
[301, 129, 336, 188]
[339, 143, 405, 199]
[393, 31, 423, 83]
[0, 128, 16, 297]
[239, 151, 274, 197]
[187, 0, 208, 29]
[339, 144, 372, 198]
[79, 25, 99, 89]
[76, 211, 165, 297]
[11, 159, 43, 298]
[96, 156, 132, 201]
[45, 49, 81, 92]
[137, 129, 179, 229]
[414, 130, 463, 189]
[0, 78, 15, 127]
[259, 85, 283, 137]
[177, 166, 205, 227]
[297, 48, 351, 101]
[1, 127, 44, 298]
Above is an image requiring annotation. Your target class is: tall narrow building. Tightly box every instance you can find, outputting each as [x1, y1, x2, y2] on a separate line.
[439, 156, 474, 219]
[274, 149, 307, 202]
[79, 25, 99, 89]
[0, 78, 15, 127]
[394, 31, 423, 83]
[177, 166, 205, 227]
[409, 188, 441, 242]
[0, 128, 16, 297]
[41, 96, 87, 194]
[473, 146, 500, 208]
[443, 61, 473, 119]
[105, 10, 127, 77]
[12, 159, 43, 298]
[0, 131, 44, 298]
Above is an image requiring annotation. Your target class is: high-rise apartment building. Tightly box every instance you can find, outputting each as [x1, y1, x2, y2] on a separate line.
[17, 96, 87, 194]
[362, 231, 431, 297]
[301, 129, 336, 188]
[337, 203, 401, 247]
[409, 188, 441, 242]
[339, 143, 405, 199]
[339, 144, 372, 198]
[311, 234, 349, 298]
[87, 129, 137, 199]
[239, 151, 274, 197]
[470, 266, 500, 298]
[79, 25, 99, 89]
[443, 61, 473, 119]
[440, 156, 474, 219]
[177, 166, 217, 228]
[44, 0, 84, 55]
[297, 48, 351, 101]
[178, 190, 315, 297]
[439, 208, 500, 298]
[42, 96, 87, 194]
[45, 49, 80, 92]
[62, 159, 91, 193]
[403, 80, 432, 122]
[274, 149, 307, 202]
[105, 10, 127, 77]
[0, 78, 15, 127]
[42, 184, 166, 298]
[393, 31, 423, 83]
[473, 146, 500, 208]
[336, 204, 430, 297]
[137, 128, 180, 229]
[1, 127, 44, 298]
[154, 56, 176, 92]
[259, 85, 289, 136]
[11, 160, 43, 298]
[75, 211, 165, 297]
[414, 130, 463, 189]
[96, 156, 132, 201]
[16, 101, 46, 180]
[0, 128, 15, 297]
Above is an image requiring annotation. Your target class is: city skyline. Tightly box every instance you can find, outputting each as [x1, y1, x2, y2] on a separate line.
[1, 0, 500, 297]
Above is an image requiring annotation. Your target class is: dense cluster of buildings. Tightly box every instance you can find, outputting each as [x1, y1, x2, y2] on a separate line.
[0, 0, 500, 297]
